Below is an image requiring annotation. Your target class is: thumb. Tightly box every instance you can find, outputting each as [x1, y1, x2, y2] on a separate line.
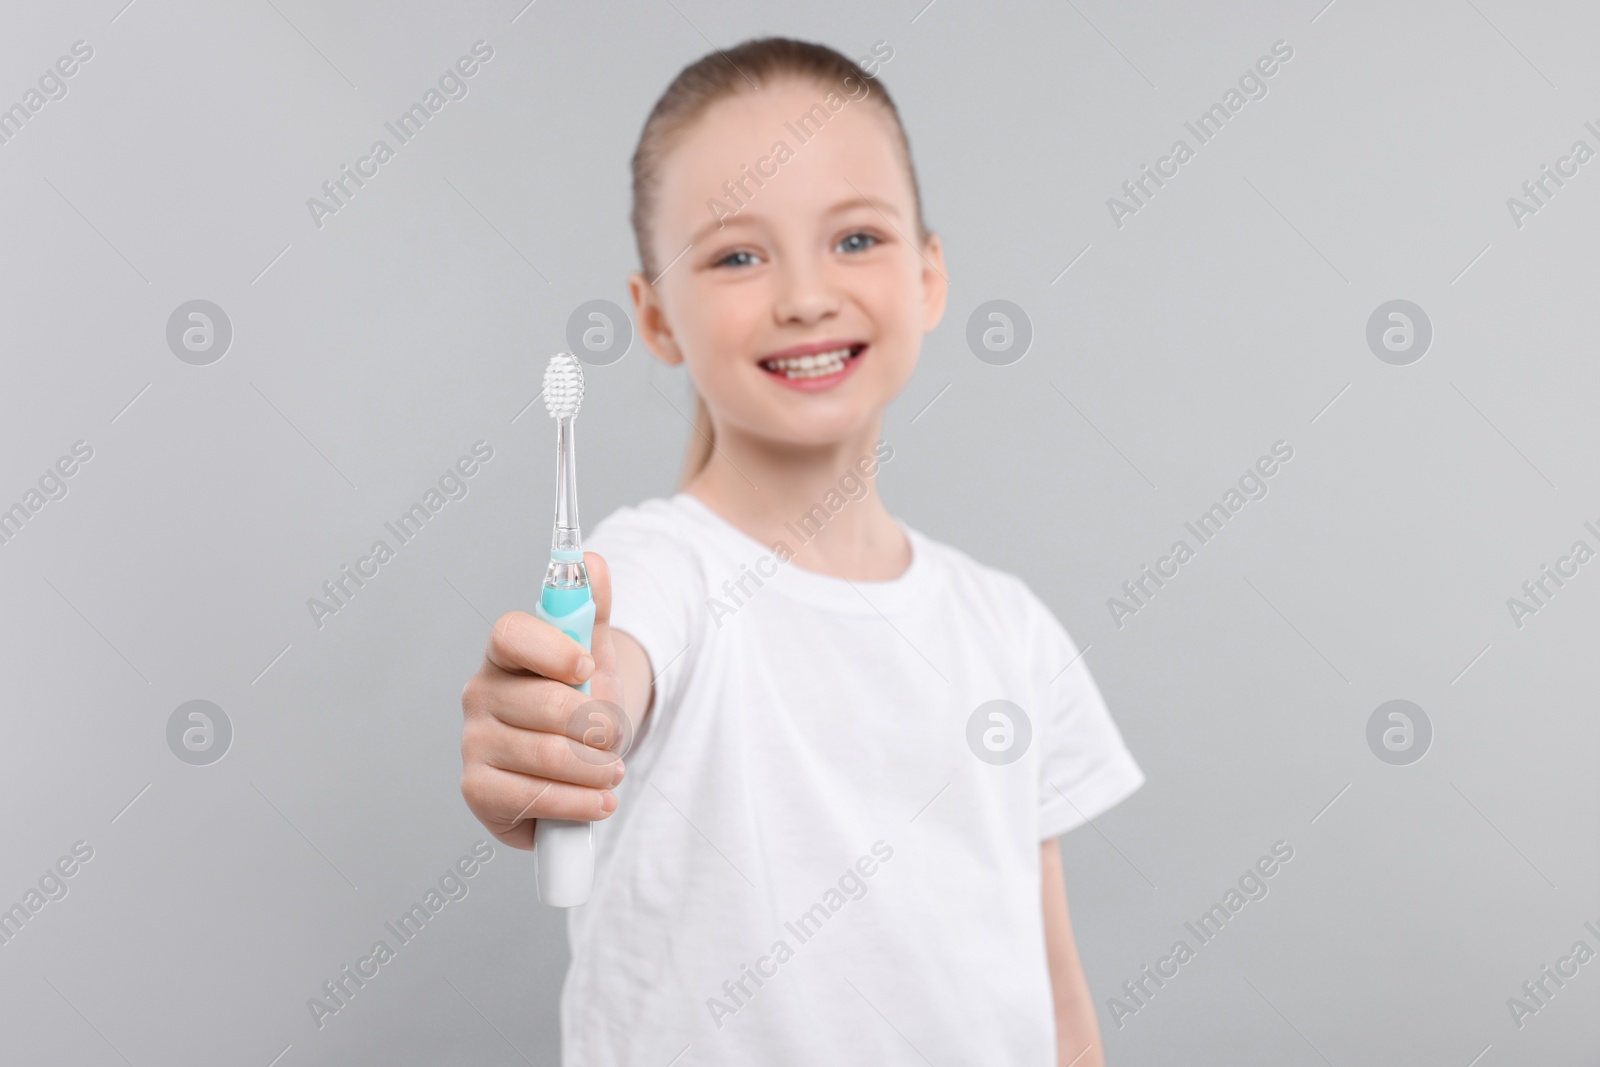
[583, 551, 623, 711]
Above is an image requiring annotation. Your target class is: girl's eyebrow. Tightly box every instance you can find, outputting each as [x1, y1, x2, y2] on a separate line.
[826, 194, 902, 221]
[688, 213, 755, 248]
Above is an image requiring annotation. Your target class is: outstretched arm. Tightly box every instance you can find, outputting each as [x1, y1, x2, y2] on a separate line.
[1042, 837, 1105, 1067]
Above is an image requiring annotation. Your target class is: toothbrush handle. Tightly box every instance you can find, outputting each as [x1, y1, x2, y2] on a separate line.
[532, 584, 598, 907]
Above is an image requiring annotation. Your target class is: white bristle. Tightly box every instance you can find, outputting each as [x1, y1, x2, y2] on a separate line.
[543, 352, 584, 419]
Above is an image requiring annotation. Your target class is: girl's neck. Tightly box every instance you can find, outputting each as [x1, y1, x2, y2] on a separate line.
[683, 419, 911, 582]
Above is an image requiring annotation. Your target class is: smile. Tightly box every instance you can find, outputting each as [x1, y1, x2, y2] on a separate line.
[758, 344, 866, 384]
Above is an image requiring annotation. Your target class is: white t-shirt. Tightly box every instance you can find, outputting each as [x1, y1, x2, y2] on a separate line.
[565, 492, 1143, 1066]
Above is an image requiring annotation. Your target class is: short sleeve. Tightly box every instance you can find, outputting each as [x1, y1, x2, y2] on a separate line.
[1018, 584, 1145, 839]
[585, 505, 704, 742]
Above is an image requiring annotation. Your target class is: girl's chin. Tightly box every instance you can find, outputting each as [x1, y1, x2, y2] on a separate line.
[726, 402, 881, 450]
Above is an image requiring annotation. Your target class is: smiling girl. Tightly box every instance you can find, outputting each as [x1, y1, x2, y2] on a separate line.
[459, 37, 1143, 1065]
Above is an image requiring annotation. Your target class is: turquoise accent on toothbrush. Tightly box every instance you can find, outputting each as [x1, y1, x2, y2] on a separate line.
[535, 584, 594, 695]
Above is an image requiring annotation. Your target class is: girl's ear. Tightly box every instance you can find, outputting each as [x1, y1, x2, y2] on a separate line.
[918, 232, 949, 334]
[628, 271, 686, 367]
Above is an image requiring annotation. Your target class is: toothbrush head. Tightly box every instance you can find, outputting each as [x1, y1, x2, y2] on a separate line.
[543, 352, 585, 419]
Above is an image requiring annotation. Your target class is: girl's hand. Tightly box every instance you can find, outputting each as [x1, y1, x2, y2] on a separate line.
[459, 552, 628, 849]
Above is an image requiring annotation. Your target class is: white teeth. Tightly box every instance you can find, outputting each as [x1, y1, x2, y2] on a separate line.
[761, 347, 857, 378]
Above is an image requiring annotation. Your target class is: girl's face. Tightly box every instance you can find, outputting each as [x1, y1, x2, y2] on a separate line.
[630, 78, 947, 452]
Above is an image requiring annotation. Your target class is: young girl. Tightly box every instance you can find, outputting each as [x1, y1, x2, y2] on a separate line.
[459, 37, 1143, 1065]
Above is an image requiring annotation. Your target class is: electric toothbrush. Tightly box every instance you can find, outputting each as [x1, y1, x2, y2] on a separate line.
[533, 352, 597, 908]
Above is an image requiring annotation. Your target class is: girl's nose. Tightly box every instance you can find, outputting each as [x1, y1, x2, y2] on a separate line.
[772, 260, 840, 325]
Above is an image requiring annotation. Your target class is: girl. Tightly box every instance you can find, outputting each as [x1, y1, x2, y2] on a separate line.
[460, 37, 1143, 1066]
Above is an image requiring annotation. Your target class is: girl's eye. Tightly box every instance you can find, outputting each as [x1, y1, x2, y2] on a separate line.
[837, 232, 879, 254]
[714, 249, 759, 268]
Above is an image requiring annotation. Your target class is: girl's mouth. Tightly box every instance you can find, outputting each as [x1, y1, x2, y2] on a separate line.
[758, 343, 867, 391]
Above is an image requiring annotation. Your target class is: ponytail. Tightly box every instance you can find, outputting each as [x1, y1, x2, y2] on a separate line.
[675, 393, 716, 490]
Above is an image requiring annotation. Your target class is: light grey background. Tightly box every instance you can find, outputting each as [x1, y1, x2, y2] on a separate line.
[2, 0, 1596, 1063]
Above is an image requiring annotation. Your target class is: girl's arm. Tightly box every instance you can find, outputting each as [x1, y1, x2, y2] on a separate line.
[1042, 837, 1105, 1067]
[585, 552, 656, 741]
[612, 628, 655, 738]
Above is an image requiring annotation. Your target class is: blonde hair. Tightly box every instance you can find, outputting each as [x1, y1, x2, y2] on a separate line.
[628, 37, 927, 489]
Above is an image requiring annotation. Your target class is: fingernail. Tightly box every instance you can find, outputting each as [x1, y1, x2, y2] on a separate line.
[578, 654, 596, 679]
[600, 790, 617, 813]
[611, 761, 625, 787]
